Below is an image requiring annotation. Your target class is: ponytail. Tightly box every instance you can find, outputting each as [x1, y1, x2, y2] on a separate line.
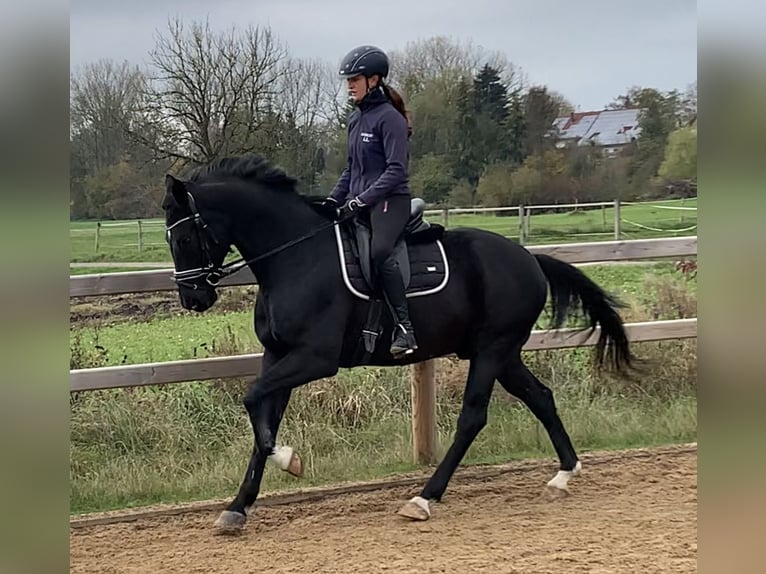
[380, 81, 413, 140]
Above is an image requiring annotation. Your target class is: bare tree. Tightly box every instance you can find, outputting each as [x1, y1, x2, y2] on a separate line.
[141, 18, 288, 165]
[266, 57, 347, 189]
[70, 59, 145, 170]
[276, 57, 346, 131]
[388, 36, 524, 100]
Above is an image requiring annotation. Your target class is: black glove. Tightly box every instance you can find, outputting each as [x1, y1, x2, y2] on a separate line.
[339, 197, 367, 219]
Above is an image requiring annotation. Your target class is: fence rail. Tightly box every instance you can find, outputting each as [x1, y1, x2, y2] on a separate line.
[70, 319, 698, 393]
[70, 235, 698, 464]
[70, 236, 697, 298]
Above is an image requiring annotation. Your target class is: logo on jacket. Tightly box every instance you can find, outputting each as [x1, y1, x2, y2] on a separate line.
[360, 131, 374, 143]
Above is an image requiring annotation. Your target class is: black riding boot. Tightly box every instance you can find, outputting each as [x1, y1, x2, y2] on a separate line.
[378, 258, 418, 357]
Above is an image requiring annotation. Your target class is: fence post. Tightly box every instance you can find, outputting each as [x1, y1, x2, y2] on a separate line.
[518, 204, 526, 244]
[525, 206, 532, 240]
[602, 204, 607, 231]
[94, 222, 101, 253]
[411, 360, 436, 465]
[137, 220, 143, 252]
[613, 198, 621, 240]
[442, 207, 449, 228]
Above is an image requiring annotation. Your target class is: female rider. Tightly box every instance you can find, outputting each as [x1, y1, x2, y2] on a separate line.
[326, 45, 417, 358]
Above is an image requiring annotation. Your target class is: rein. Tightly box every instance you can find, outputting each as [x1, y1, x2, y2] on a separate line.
[212, 218, 340, 283]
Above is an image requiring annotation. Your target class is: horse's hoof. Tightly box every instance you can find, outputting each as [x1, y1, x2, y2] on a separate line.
[271, 446, 304, 478]
[285, 450, 303, 478]
[542, 484, 571, 501]
[397, 496, 431, 521]
[543, 461, 581, 501]
[213, 510, 246, 535]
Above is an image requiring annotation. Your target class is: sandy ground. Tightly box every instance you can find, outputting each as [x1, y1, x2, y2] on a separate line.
[70, 445, 697, 574]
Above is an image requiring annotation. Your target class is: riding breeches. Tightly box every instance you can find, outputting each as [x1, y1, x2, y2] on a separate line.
[367, 195, 410, 277]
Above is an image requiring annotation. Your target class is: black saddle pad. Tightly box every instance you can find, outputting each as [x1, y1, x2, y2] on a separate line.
[335, 222, 449, 300]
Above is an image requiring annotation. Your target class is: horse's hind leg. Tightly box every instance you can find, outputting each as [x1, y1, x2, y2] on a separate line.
[398, 351, 500, 521]
[497, 357, 581, 498]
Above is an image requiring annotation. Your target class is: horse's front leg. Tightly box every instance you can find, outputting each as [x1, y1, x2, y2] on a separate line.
[247, 345, 339, 457]
[214, 345, 339, 534]
[214, 387, 291, 535]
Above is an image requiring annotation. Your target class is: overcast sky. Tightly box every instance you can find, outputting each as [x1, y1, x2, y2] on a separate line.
[70, 0, 697, 111]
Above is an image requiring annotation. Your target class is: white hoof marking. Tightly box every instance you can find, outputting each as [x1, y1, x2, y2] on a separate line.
[410, 496, 431, 517]
[268, 446, 294, 471]
[547, 460, 582, 491]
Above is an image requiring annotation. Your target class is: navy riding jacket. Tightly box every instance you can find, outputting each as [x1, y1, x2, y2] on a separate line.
[330, 87, 411, 207]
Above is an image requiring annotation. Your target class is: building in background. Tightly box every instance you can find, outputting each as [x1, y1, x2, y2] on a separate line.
[550, 108, 643, 157]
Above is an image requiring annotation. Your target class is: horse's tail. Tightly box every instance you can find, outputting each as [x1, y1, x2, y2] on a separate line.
[534, 254, 637, 374]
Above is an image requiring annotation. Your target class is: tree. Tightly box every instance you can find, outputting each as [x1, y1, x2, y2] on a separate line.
[141, 18, 288, 165]
[70, 59, 146, 171]
[473, 64, 509, 121]
[475, 162, 517, 206]
[506, 88, 526, 165]
[388, 36, 518, 100]
[70, 59, 167, 219]
[453, 64, 515, 185]
[523, 86, 562, 156]
[407, 75, 464, 160]
[448, 180, 474, 207]
[269, 58, 342, 190]
[679, 82, 697, 125]
[658, 126, 697, 181]
[509, 150, 569, 205]
[409, 154, 456, 204]
[83, 160, 161, 219]
[609, 86, 686, 196]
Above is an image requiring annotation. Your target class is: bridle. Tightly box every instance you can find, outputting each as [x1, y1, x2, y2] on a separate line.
[166, 191, 341, 290]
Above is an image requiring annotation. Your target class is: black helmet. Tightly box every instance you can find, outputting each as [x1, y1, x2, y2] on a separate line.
[338, 45, 389, 79]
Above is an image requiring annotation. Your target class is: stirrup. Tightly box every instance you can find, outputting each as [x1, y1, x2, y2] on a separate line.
[390, 324, 418, 357]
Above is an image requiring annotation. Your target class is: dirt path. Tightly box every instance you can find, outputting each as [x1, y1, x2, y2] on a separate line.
[70, 445, 697, 573]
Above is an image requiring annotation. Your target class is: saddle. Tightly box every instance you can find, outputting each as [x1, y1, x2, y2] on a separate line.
[335, 198, 449, 301]
[334, 198, 449, 363]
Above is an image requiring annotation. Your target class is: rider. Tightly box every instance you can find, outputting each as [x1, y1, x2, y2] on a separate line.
[326, 45, 418, 358]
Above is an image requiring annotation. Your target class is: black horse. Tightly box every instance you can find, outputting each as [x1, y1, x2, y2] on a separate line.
[162, 155, 636, 533]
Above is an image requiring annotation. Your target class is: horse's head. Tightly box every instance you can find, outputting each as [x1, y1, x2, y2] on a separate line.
[162, 174, 231, 312]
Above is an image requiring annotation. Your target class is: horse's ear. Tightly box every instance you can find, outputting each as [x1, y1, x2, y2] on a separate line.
[165, 174, 188, 206]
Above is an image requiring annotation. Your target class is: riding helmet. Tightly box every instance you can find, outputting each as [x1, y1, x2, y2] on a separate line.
[338, 45, 389, 79]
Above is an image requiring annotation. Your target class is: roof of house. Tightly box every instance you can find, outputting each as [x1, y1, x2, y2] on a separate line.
[551, 108, 643, 147]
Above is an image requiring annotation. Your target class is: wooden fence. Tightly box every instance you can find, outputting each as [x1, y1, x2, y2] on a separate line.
[82, 197, 697, 253]
[70, 236, 698, 464]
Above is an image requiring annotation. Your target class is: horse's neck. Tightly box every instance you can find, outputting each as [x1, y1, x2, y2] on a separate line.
[225, 186, 326, 286]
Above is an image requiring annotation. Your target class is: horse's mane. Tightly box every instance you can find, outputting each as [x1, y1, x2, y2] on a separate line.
[184, 155, 298, 192]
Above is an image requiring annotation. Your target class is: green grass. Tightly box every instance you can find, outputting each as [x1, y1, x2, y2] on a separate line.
[70, 355, 697, 514]
[70, 263, 697, 514]
[69, 198, 697, 264]
[71, 312, 260, 367]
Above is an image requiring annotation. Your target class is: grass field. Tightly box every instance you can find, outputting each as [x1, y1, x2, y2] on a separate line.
[69, 262, 697, 514]
[70, 198, 697, 265]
